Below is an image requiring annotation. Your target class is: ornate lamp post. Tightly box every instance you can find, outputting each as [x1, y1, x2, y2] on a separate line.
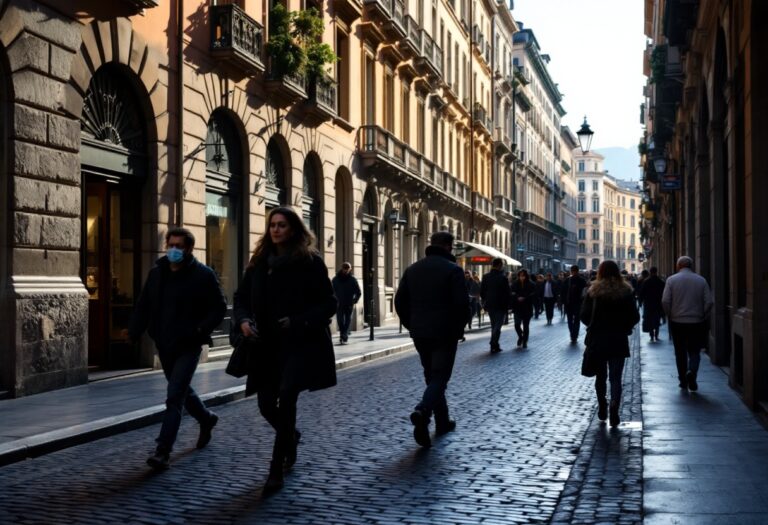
[576, 116, 594, 154]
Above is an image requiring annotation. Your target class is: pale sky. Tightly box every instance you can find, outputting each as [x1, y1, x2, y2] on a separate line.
[512, 0, 647, 150]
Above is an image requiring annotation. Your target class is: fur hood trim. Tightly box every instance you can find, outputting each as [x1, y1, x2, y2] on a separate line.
[587, 278, 634, 299]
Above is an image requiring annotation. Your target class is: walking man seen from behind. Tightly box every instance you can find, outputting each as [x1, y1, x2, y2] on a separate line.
[563, 265, 588, 344]
[662, 256, 713, 391]
[128, 227, 227, 470]
[480, 258, 511, 353]
[395, 231, 470, 448]
[331, 262, 361, 345]
[542, 272, 560, 325]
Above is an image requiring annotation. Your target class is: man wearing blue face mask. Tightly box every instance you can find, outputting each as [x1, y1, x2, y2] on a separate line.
[129, 227, 227, 470]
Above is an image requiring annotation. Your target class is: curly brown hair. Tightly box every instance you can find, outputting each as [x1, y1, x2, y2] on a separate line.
[248, 206, 317, 268]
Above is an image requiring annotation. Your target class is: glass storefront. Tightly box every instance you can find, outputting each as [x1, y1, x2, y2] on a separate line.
[205, 191, 239, 302]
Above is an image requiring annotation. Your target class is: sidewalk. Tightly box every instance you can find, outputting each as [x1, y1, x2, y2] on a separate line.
[642, 324, 768, 524]
[0, 324, 423, 467]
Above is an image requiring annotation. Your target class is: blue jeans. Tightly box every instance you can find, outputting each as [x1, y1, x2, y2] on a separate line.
[488, 309, 506, 349]
[595, 357, 625, 402]
[336, 305, 354, 339]
[156, 348, 212, 453]
[669, 321, 706, 381]
[413, 338, 458, 424]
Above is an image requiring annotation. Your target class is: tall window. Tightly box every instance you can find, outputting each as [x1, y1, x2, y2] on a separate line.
[578, 198, 585, 212]
[630, 198, 636, 209]
[631, 216, 635, 228]
[401, 81, 410, 142]
[417, 98, 425, 154]
[592, 180, 598, 191]
[592, 198, 599, 212]
[336, 30, 350, 120]
[578, 161, 585, 172]
[384, 69, 394, 132]
[364, 54, 375, 125]
[592, 228, 599, 240]
[578, 228, 586, 240]
[578, 180, 585, 192]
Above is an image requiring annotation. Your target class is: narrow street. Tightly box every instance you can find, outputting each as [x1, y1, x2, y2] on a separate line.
[0, 317, 642, 524]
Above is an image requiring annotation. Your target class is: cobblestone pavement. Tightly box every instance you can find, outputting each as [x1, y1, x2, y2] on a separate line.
[0, 317, 637, 524]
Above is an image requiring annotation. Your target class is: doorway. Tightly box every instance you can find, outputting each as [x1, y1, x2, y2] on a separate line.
[362, 224, 374, 326]
[84, 178, 141, 370]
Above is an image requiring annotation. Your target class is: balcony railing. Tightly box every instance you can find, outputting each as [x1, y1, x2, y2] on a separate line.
[473, 104, 491, 134]
[547, 221, 568, 237]
[306, 76, 337, 120]
[523, 211, 548, 229]
[364, 0, 405, 39]
[473, 192, 495, 219]
[414, 29, 442, 78]
[401, 14, 422, 57]
[493, 127, 511, 156]
[358, 125, 470, 207]
[493, 195, 514, 217]
[210, 3, 264, 73]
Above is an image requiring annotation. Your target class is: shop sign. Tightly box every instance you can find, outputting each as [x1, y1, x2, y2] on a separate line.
[661, 174, 681, 191]
[469, 256, 493, 264]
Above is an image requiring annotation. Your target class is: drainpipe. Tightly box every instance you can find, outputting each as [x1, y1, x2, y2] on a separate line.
[176, 0, 184, 226]
[469, 0, 475, 241]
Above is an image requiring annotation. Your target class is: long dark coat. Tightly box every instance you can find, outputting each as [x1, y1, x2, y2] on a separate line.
[509, 279, 536, 320]
[639, 275, 665, 332]
[480, 269, 511, 311]
[233, 253, 337, 396]
[580, 279, 640, 360]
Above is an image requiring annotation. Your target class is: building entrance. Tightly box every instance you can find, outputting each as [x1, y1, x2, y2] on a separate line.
[84, 178, 141, 369]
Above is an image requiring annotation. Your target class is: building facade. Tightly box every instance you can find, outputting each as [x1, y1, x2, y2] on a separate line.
[2, 0, 573, 397]
[559, 126, 579, 271]
[574, 151, 607, 271]
[640, 0, 768, 417]
[604, 177, 643, 274]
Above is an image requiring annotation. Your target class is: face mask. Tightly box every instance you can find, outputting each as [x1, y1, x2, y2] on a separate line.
[167, 247, 185, 264]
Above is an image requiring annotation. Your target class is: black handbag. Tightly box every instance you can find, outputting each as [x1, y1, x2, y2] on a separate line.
[581, 297, 599, 378]
[225, 319, 257, 378]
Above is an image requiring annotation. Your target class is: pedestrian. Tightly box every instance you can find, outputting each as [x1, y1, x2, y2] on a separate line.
[636, 269, 650, 307]
[509, 269, 536, 348]
[563, 265, 588, 344]
[465, 269, 481, 331]
[332, 262, 361, 345]
[533, 274, 545, 318]
[541, 272, 561, 325]
[661, 256, 713, 391]
[233, 206, 337, 492]
[128, 227, 227, 471]
[580, 260, 640, 427]
[638, 267, 665, 342]
[395, 231, 469, 448]
[557, 272, 567, 318]
[480, 258, 511, 353]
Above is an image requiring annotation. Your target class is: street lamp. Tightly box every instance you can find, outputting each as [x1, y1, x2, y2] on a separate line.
[653, 156, 667, 175]
[576, 116, 594, 154]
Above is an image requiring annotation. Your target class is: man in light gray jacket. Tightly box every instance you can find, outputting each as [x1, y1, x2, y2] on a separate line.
[661, 256, 713, 391]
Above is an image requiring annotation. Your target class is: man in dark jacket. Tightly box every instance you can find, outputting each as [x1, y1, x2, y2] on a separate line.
[129, 227, 227, 470]
[331, 262, 361, 344]
[395, 231, 470, 448]
[541, 272, 561, 325]
[563, 265, 588, 344]
[480, 258, 510, 353]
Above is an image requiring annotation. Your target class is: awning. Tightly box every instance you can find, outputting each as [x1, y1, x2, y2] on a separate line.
[458, 241, 522, 266]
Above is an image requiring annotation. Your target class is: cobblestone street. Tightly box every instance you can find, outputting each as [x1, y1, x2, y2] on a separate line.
[0, 316, 643, 524]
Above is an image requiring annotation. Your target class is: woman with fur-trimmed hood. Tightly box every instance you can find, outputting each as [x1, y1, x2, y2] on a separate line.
[580, 261, 640, 427]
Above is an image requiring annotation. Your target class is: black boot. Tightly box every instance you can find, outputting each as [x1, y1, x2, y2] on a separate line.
[597, 398, 608, 421]
[284, 429, 301, 470]
[264, 460, 284, 493]
[609, 400, 620, 427]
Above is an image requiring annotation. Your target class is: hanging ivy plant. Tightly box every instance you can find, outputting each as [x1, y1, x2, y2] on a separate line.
[265, 6, 337, 81]
[650, 45, 667, 84]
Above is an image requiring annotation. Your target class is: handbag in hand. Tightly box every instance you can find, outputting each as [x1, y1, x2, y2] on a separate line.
[581, 297, 599, 378]
[226, 319, 258, 378]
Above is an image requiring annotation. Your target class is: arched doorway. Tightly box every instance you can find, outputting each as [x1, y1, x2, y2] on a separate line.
[334, 168, 353, 270]
[264, 136, 289, 212]
[205, 110, 244, 345]
[361, 187, 378, 325]
[80, 64, 148, 370]
[302, 154, 322, 248]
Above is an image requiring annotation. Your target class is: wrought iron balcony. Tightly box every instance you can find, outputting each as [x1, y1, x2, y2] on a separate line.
[210, 3, 265, 74]
[306, 76, 338, 121]
[264, 69, 307, 106]
[333, 0, 363, 24]
[414, 29, 442, 79]
[473, 104, 491, 135]
[523, 211, 548, 230]
[493, 127, 511, 156]
[547, 221, 568, 237]
[473, 192, 495, 220]
[363, 0, 406, 40]
[357, 125, 470, 208]
[121, 0, 158, 8]
[400, 15, 422, 58]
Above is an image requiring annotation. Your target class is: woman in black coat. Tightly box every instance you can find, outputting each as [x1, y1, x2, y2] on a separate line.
[509, 269, 536, 348]
[580, 260, 640, 427]
[233, 206, 337, 492]
[638, 267, 665, 342]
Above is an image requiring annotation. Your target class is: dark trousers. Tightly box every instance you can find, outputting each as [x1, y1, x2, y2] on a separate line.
[669, 321, 706, 381]
[488, 309, 506, 349]
[543, 297, 556, 321]
[156, 348, 212, 453]
[413, 337, 458, 424]
[467, 299, 479, 329]
[257, 379, 301, 464]
[514, 315, 531, 343]
[595, 357, 625, 402]
[336, 305, 354, 340]
[566, 305, 581, 341]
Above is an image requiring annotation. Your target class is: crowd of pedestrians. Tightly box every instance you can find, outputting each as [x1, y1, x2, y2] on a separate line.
[125, 212, 714, 493]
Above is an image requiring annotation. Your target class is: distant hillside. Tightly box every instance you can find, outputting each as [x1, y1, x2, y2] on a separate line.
[594, 146, 642, 181]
